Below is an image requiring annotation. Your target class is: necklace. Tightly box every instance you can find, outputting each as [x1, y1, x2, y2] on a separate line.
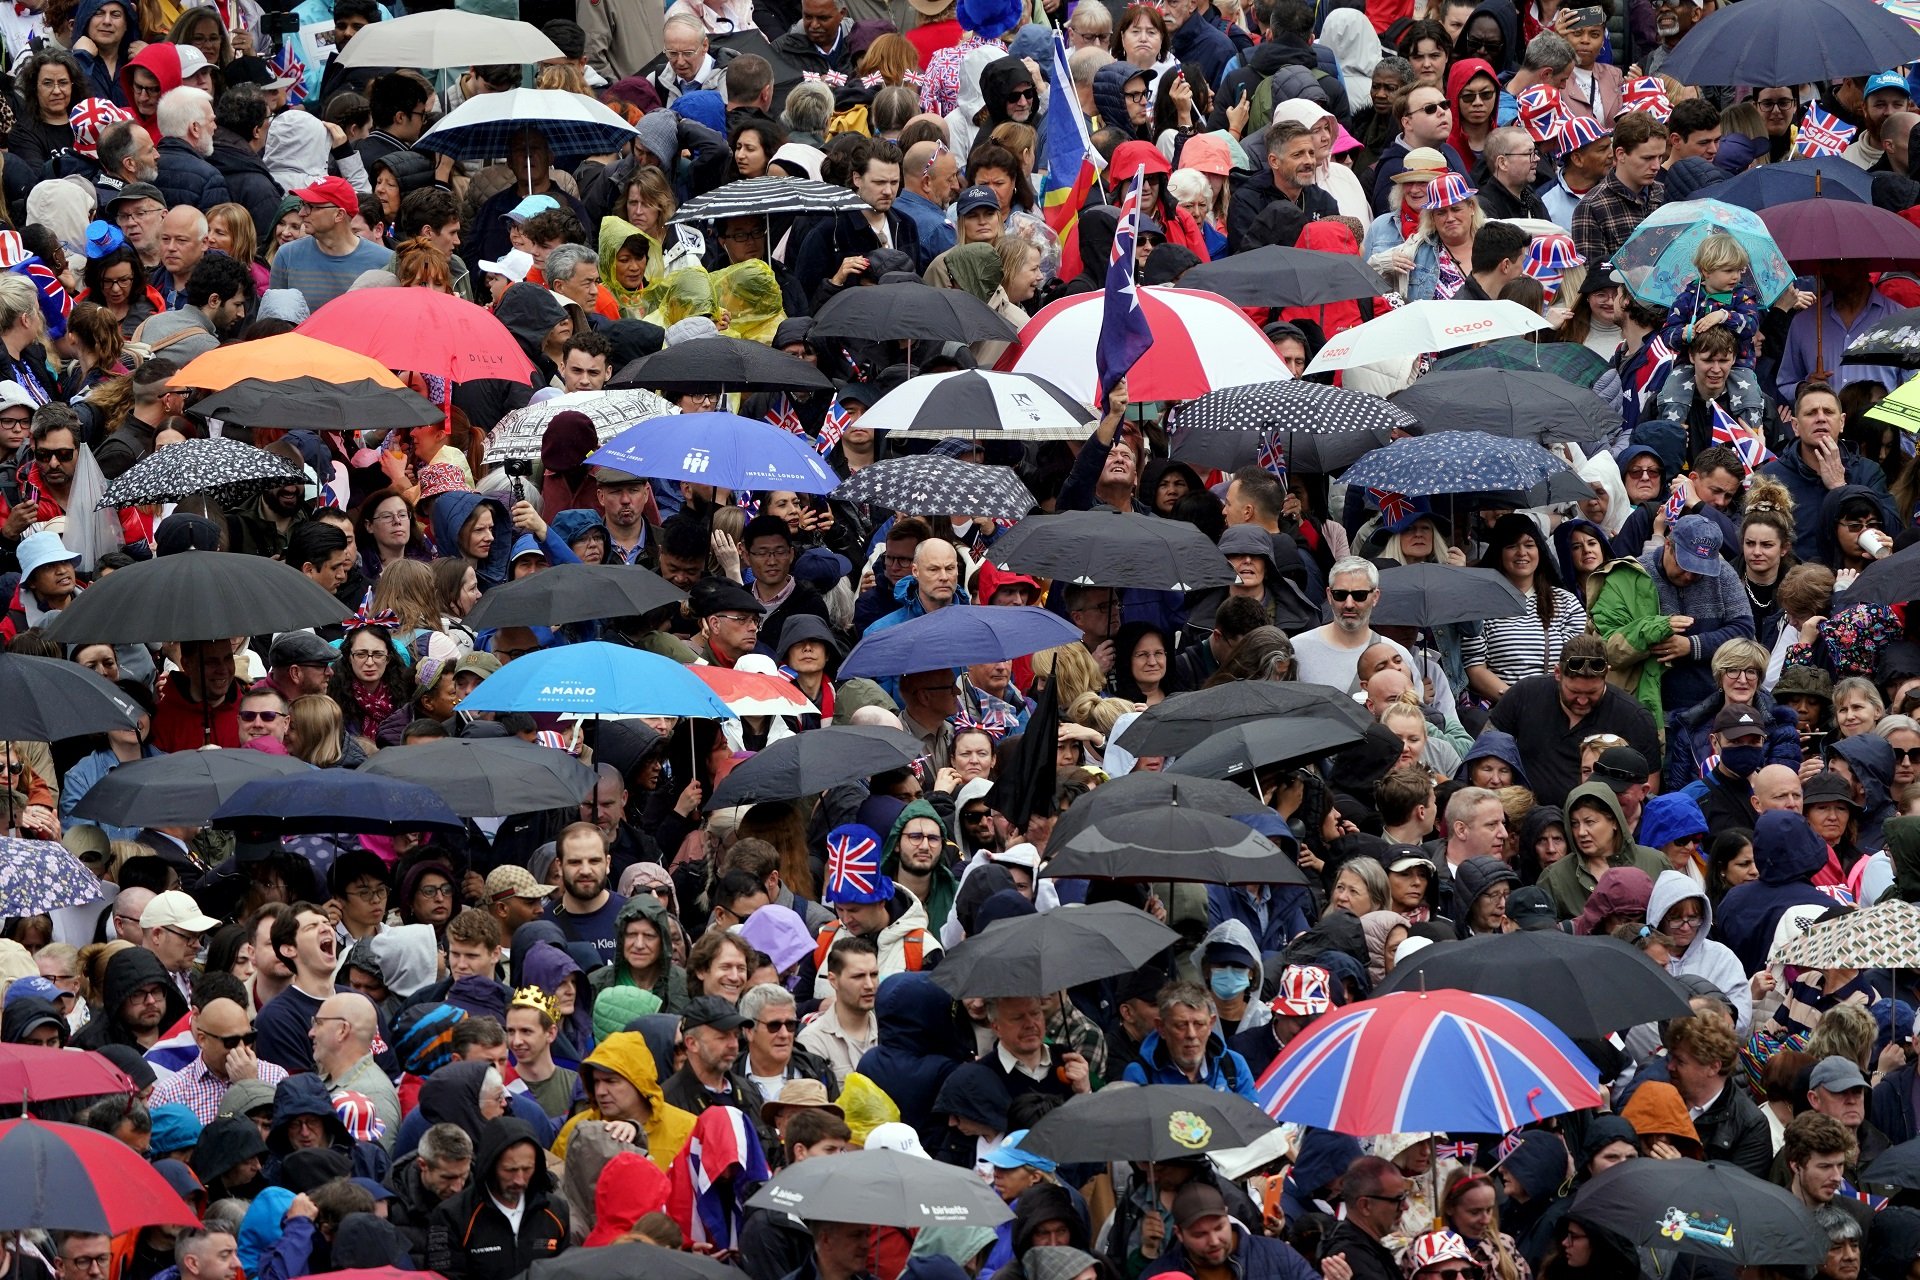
[1743, 574, 1778, 611]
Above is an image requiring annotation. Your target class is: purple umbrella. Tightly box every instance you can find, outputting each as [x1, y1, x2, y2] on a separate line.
[1758, 198, 1920, 373]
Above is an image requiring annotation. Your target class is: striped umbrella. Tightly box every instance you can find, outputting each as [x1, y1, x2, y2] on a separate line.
[690, 665, 815, 718]
[856, 370, 1095, 441]
[671, 176, 871, 223]
[1256, 990, 1601, 1135]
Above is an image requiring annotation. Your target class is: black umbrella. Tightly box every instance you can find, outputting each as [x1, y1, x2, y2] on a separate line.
[1166, 380, 1416, 473]
[529, 1244, 735, 1280]
[987, 511, 1236, 591]
[1163, 717, 1369, 782]
[1042, 771, 1265, 858]
[210, 773, 465, 835]
[1115, 682, 1375, 757]
[42, 552, 350, 644]
[1428, 337, 1612, 389]
[669, 175, 869, 223]
[988, 678, 1058, 830]
[0, 655, 142, 741]
[360, 738, 596, 816]
[1179, 245, 1388, 308]
[464, 563, 684, 630]
[71, 750, 314, 828]
[192, 377, 443, 430]
[1833, 541, 1920, 607]
[1848, 306, 1920, 369]
[1374, 931, 1696, 1038]
[744, 1149, 1012, 1226]
[831, 456, 1035, 521]
[809, 282, 1020, 344]
[97, 436, 303, 511]
[931, 902, 1179, 997]
[707, 725, 925, 808]
[1864, 1138, 1920, 1189]
[1569, 1158, 1824, 1269]
[608, 335, 833, 392]
[1388, 370, 1619, 445]
[1021, 1085, 1277, 1162]
[1042, 806, 1308, 885]
[1370, 564, 1530, 628]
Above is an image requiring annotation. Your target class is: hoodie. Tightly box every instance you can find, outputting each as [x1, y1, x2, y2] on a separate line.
[856, 972, 970, 1153]
[426, 1116, 567, 1280]
[1833, 731, 1896, 852]
[597, 215, 656, 319]
[1638, 792, 1708, 869]
[368, 924, 439, 1002]
[517, 934, 593, 1063]
[1198, 919, 1271, 1034]
[1453, 856, 1519, 938]
[1091, 63, 1151, 143]
[1572, 866, 1653, 936]
[70, 0, 140, 103]
[1458, 729, 1530, 789]
[555, 1030, 697, 1170]
[880, 798, 958, 935]
[582, 1149, 671, 1246]
[1577, 453, 1630, 538]
[237, 1188, 305, 1280]
[1536, 783, 1668, 921]
[73, 946, 188, 1051]
[1714, 810, 1837, 973]
[586, 893, 688, 1013]
[417, 1059, 492, 1146]
[493, 283, 567, 384]
[1645, 870, 1752, 1032]
[1455, 0, 1520, 74]
[118, 43, 185, 139]
[427, 490, 511, 590]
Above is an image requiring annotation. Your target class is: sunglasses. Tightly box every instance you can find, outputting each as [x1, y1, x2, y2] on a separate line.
[1458, 88, 1497, 103]
[203, 1029, 258, 1050]
[1562, 658, 1609, 677]
[33, 447, 74, 463]
[1329, 588, 1374, 602]
[1006, 86, 1036, 101]
[238, 709, 285, 723]
[757, 1018, 801, 1033]
[1896, 747, 1920, 765]
[1410, 100, 1450, 115]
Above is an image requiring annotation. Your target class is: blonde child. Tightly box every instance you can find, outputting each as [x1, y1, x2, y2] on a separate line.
[1659, 230, 1763, 368]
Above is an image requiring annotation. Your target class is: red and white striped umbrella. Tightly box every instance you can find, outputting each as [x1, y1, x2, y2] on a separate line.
[691, 665, 814, 718]
[997, 286, 1290, 404]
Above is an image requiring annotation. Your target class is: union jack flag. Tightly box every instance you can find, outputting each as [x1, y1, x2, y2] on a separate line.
[274, 42, 307, 106]
[1794, 104, 1856, 159]
[826, 827, 881, 899]
[1495, 1130, 1525, 1161]
[1257, 434, 1287, 483]
[1369, 488, 1414, 524]
[816, 397, 851, 455]
[1435, 1140, 1478, 1161]
[668, 1106, 771, 1249]
[1630, 335, 1676, 419]
[764, 396, 804, 437]
[1664, 485, 1687, 526]
[1710, 401, 1774, 471]
[1841, 1179, 1889, 1211]
[736, 488, 759, 519]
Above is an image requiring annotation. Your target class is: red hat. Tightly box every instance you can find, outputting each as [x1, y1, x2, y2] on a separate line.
[975, 560, 1041, 605]
[291, 175, 359, 215]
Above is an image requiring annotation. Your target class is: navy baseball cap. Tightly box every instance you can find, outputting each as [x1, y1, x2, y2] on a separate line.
[1670, 513, 1722, 574]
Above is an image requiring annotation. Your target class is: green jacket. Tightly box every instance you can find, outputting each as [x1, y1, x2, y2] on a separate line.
[1538, 782, 1669, 920]
[880, 797, 958, 936]
[1586, 556, 1672, 725]
[586, 893, 689, 1012]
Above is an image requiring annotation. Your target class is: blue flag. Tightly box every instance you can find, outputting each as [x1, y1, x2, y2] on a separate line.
[1095, 165, 1152, 407]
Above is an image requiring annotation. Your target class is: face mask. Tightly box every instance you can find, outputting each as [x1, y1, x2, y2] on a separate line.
[1209, 968, 1251, 1000]
[1721, 744, 1767, 777]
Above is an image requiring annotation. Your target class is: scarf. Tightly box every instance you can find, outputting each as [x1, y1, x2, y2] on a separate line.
[352, 680, 397, 740]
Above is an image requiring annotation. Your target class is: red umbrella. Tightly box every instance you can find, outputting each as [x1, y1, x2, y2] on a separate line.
[299, 289, 536, 385]
[0, 1117, 200, 1233]
[1754, 196, 1920, 375]
[0, 1045, 135, 1104]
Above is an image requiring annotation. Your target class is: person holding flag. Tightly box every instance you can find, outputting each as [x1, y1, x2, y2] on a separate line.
[1653, 325, 1769, 466]
[1040, 28, 1103, 282]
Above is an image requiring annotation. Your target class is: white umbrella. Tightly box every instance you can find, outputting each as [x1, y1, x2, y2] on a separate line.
[333, 11, 564, 68]
[482, 389, 675, 463]
[857, 370, 1095, 441]
[415, 87, 638, 161]
[1303, 299, 1550, 375]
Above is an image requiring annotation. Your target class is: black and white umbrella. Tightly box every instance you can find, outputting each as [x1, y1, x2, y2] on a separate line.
[988, 510, 1237, 590]
[98, 436, 302, 510]
[1167, 379, 1418, 472]
[414, 87, 637, 160]
[857, 370, 1095, 441]
[809, 281, 1020, 344]
[831, 456, 1035, 520]
[671, 177, 870, 223]
[609, 336, 832, 392]
[482, 389, 674, 463]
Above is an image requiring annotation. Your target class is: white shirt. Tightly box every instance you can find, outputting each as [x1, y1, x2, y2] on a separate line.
[490, 1195, 525, 1234]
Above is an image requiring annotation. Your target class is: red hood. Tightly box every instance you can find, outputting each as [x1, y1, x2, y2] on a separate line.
[1295, 219, 1358, 255]
[1111, 140, 1172, 178]
[1446, 57, 1499, 159]
[584, 1151, 669, 1246]
[119, 43, 185, 130]
[975, 560, 1042, 604]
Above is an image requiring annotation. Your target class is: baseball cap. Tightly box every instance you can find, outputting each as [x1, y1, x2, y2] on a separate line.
[680, 995, 750, 1032]
[486, 865, 556, 903]
[225, 55, 296, 91]
[175, 45, 210, 80]
[955, 184, 1000, 216]
[1710, 703, 1767, 741]
[139, 889, 220, 933]
[291, 175, 359, 215]
[479, 248, 534, 283]
[1810, 1055, 1870, 1094]
[1506, 885, 1559, 931]
[456, 652, 503, 682]
[1592, 745, 1651, 788]
[984, 1129, 1058, 1173]
[0, 381, 38, 414]
[1670, 513, 1723, 574]
[506, 194, 560, 224]
[270, 631, 340, 668]
[1386, 844, 1433, 874]
[1172, 1183, 1232, 1228]
[106, 182, 164, 212]
[1867, 70, 1911, 99]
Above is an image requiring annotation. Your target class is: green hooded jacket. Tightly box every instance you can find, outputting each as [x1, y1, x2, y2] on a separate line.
[1586, 555, 1672, 725]
[586, 893, 689, 1012]
[880, 797, 958, 935]
[1536, 781, 1669, 920]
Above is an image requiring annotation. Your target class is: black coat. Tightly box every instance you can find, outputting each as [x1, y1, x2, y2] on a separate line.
[790, 210, 922, 311]
[426, 1117, 568, 1280]
[153, 137, 232, 213]
[208, 129, 285, 248]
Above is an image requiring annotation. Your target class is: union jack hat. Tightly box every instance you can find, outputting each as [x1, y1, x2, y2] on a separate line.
[1272, 964, 1332, 1017]
[1523, 232, 1585, 290]
[1558, 114, 1612, 158]
[69, 98, 133, 159]
[1406, 1231, 1481, 1275]
[1424, 172, 1478, 209]
[1515, 84, 1569, 146]
[332, 1090, 387, 1143]
[1620, 77, 1673, 122]
[823, 823, 893, 905]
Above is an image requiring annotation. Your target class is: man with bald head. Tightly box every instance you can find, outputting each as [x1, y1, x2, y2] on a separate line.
[310, 992, 400, 1147]
[869, 537, 963, 642]
[112, 887, 155, 945]
[1754, 765, 1805, 815]
[896, 139, 961, 267]
[582, 760, 662, 880]
[1885, 112, 1920, 174]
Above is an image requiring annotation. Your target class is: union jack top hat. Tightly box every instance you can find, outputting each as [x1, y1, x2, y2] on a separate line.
[823, 823, 893, 905]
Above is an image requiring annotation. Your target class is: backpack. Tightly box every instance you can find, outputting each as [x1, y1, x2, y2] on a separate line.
[812, 919, 927, 971]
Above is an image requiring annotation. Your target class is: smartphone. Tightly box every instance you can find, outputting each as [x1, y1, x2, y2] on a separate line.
[1572, 6, 1605, 24]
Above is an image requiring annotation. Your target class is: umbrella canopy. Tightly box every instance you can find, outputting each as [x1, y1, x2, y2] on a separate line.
[1865, 373, 1920, 433]
[360, 738, 597, 817]
[1847, 307, 1920, 369]
[1021, 1085, 1277, 1163]
[1116, 682, 1375, 756]
[1162, 717, 1370, 781]
[1568, 1158, 1824, 1269]
[855, 370, 1095, 441]
[830, 456, 1035, 521]
[71, 750, 313, 828]
[1769, 898, 1920, 968]
[1375, 931, 1697, 1038]
[1256, 990, 1602, 1134]
[1043, 772, 1270, 857]
[529, 1245, 735, 1280]
[98, 436, 302, 511]
[610, 336, 833, 392]
[1761, 196, 1920, 265]
[1834, 539, 1920, 605]
[459, 642, 736, 718]
[334, 9, 563, 66]
[0, 653, 141, 740]
[1179, 245, 1388, 308]
[708, 725, 924, 807]
[0, 1118, 200, 1234]
[191, 377, 444, 431]
[169, 333, 405, 391]
[1428, 337, 1612, 388]
[42, 552, 352, 644]
[302, 288, 535, 384]
[211, 773, 465, 835]
[483, 388, 675, 463]
[671, 176, 871, 223]
[1166, 379, 1415, 473]
[1615, 198, 1794, 306]
[1340, 432, 1587, 502]
[589, 413, 840, 494]
[415, 87, 639, 160]
[1303, 300, 1548, 375]
[810, 282, 1020, 344]
[747, 1150, 1012, 1227]
[464, 563, 684, 629]
[987, 511, 1237, 590]
[931, 902, 1179, 997]
[0, 1046, 133, 1104]
[1041, 807, 1308, 885]
[691, 666, 813, 718]
[1002, 286, 1290, 404]
[1370, 564, 1531, 628]
[1865, 1138, 1920, 1189]
[0, 837, 114, 914]
[838, 605, 1081, 679]
[1389, 369, 1618, 444]
[1714, 157, 1875, 211]
[1657, 0, 1920, 85]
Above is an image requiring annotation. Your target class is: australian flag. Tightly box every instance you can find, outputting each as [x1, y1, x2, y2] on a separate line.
[1095, 165, 1151, 408]
[1710, 400, 1774, 471]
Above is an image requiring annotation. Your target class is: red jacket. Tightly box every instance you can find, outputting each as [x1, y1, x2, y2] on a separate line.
[0, 461, 154, 549]
[151, 671, 240, 752]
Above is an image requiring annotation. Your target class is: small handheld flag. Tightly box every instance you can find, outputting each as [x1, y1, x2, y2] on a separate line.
[1793, 104, 1856, 159]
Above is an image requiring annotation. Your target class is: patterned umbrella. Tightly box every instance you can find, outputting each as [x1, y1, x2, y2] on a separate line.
[1255, 989, 1601, 1134]
[988, 510, 1237, 590]
[690, 666, 814, 718]
[414, 87, 638, 160]
[0, 837, 107, 914]
[1340, 432, 1589, 502]
[1770, 898, 1920, 969]
[98, 436, 302, 509]
[1001, 286, 1290, 403]
[671, 177, 870, 223]
[856, 370, 1095, 441]
[1845, 305, 1920, 370]
[831, 456, 1035, 520]
[1389, 370, 1619, 444]
[590, 412, 840, 494]
[1166, 380, 1415, 472]
[1615, 198, 1794, 307]
[482, 389, 675, 463]
[1430, 337, 1612, 388]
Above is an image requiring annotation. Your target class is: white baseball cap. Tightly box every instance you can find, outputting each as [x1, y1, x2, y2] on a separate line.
[139, 889, 220, 934]
[478, 248, 533, 282]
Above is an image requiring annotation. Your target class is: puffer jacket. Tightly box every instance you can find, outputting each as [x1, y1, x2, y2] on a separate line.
[1663, 687, 1800, 792]
[153, 137, 233, 216]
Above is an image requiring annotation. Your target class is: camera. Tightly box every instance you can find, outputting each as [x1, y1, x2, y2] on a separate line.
[503, 456, 533, 503]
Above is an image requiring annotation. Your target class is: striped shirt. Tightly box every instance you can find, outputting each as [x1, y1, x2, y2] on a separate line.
[1461, 586, 1589, 685]
[148, 1055, 289, 1125]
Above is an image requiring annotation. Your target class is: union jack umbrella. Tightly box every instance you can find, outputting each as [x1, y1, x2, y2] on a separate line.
[690, 664, 815, 719]
[1255, 990, 1601, 1135]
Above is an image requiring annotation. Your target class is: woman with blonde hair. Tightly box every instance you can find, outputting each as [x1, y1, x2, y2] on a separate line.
[370, 558, 443, 641]
[204, 203, 266, 297]
[736, 801, 815, 900]
[1033, 641, 1104, 712]
[286, 694, 344, 767]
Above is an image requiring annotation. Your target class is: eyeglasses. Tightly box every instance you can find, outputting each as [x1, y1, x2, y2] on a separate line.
[348, 648, 388, 660]
[901, 831, 942, 843]
[1427, 1270, 1476, 1279]
[1329, 588, 1374, 602]
[1625, 465, 1661, 478]
[1500, 149, 1539, 162]
[1363, 1191, 1413, 1207]
[0, 413, 30, 428]
[202, 1029, 258, 1050]
[747, 545, 793, 560]
[1721, 668, 1759, 680]
[310, 1014, 352, 1028]
[33, 447, 73, 463]
[1665, 912, 1703, 930]
[757, 1018, 801, 1033]
[1410, 101, 1450, 115]
[371, 510, 411, 524]
[415, 882, 455, 899]
[1841, 517, 1883, 533]
[711, 612, 761, 626]
[63, 1254, 112, 1273]
[347, 885, 389, 902]
[128, 986, 168, 1003]
[1123, 89, 1152, 102]
[1459, 88, 1497, 103]
[238, 709, 286, 723]
[164, 926, 204, 943]
[1756, 97, 1796, 112]
[1562, 657, 1609, 677]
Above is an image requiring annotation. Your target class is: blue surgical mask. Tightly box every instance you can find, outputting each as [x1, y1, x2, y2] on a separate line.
[1209, 968, 1251, 1000]
[1721, 743, 1767, 777]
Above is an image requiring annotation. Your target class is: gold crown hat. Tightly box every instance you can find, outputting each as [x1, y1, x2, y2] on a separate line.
[511, 986, 560, 1021]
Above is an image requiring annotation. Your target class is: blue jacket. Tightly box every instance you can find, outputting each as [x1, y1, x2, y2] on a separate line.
[1714, 810, 1837, 973]
[1833, 731, 1896, 852]
[153, 138, 233, 218]
[1663, 688, 1799, 791]
[1641, 546, 1754, 712]
[1873, 1061, 1919, 1147]
[1170, 14, 1238, 87]
[1140, 1224, 1318, 1280]
[857, 973, 970, 1152]
[427, 491, 512, 590]
[893, 190, 954, 269]
[1120, 1029, 1259, 1101]
[69, 0, 139, 104]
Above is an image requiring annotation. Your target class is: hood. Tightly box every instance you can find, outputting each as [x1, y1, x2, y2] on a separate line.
[1455, 0, 1519, 72]
[1565, 782, 1633, 858]
[476, 1114, 554, 1197]
[1445, 55, 1498, 105]
[1112, 140, 1171, 179]
[368, 923, 439, 999]
[873, 971, 966, 1055]
[1833, 732, 1895, 820]
[628, 1014, 681, 1083]
[551, 508, 609, 552]
[1453, 856, 1518, 936]
[1092, 63, 1148, 137]
[191, 1114, 269, 1186]
[119, 41, 184, 114]
[582, 1031, 696, 1171]
[510, 920, 574, 988]
[1011, 1184, 1088, 1253]
[237, 1188, 295, 1278]
[593, 984, 663, 1042]
[495, 282, 569, 351]
[1646, 869, 1713, 961]
[881, 797, 947, 875]
[1577, 453, 1630, 536]
[330, 1214, 412, 1269]
[1618, 1080, 1700, 1147]
[610, 892, 673, 987]
[1199, 918, 1265, 991]
[1517, 805, 1564, 859]
[1459, 729, 1529, 789]
[1817, 483, 1885, 567]
[1753, 809, 1829, 885]
[1291, 1129, 1363, 1196]
[101, 946, 187, 1030]
[264, 110, 332, 191]
[1577, 1114, 1641, 1172]
[541, 411, 600, 475]
[945, 243, 1005, 305]
[1073, 205, 1120, 284]
[1294, 218, 1357, 255]
[1503, 1130, 1569, 1201]
[583, 1150, 670, 1246]
[933, 1059, 1012, 1131]
[1886, 815, 1920, 902]
[953, 43, 1004, 126]
[418, 1059, 492, 1145]
[2, 995, 65, 1046]
[597, 215, 655, 311]
[72, 0, 135, 51]
[1639, 793, 1708, 852]
[1320, 8, 1382, 79]
[1867, 1207, 1920, 1280]
[427, 491, 510, 587]
[269, 1073, 348, 1153]
[1573, 866, 1654, 936]
[979, 55, 1036, 125]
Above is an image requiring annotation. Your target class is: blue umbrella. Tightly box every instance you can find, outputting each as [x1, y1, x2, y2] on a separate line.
[1614, 198, 1794, 307]
[1657, 0, 1920, 87]
[210, 774, 465, 835]
[0, 838, 107, 914]
[457, 641, 737, 718]
[1341, 432, 1587, 502]
[839, 605, 1082, 679]
[1714, 158, 1873, 211]
[589, 413, 840, 494]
